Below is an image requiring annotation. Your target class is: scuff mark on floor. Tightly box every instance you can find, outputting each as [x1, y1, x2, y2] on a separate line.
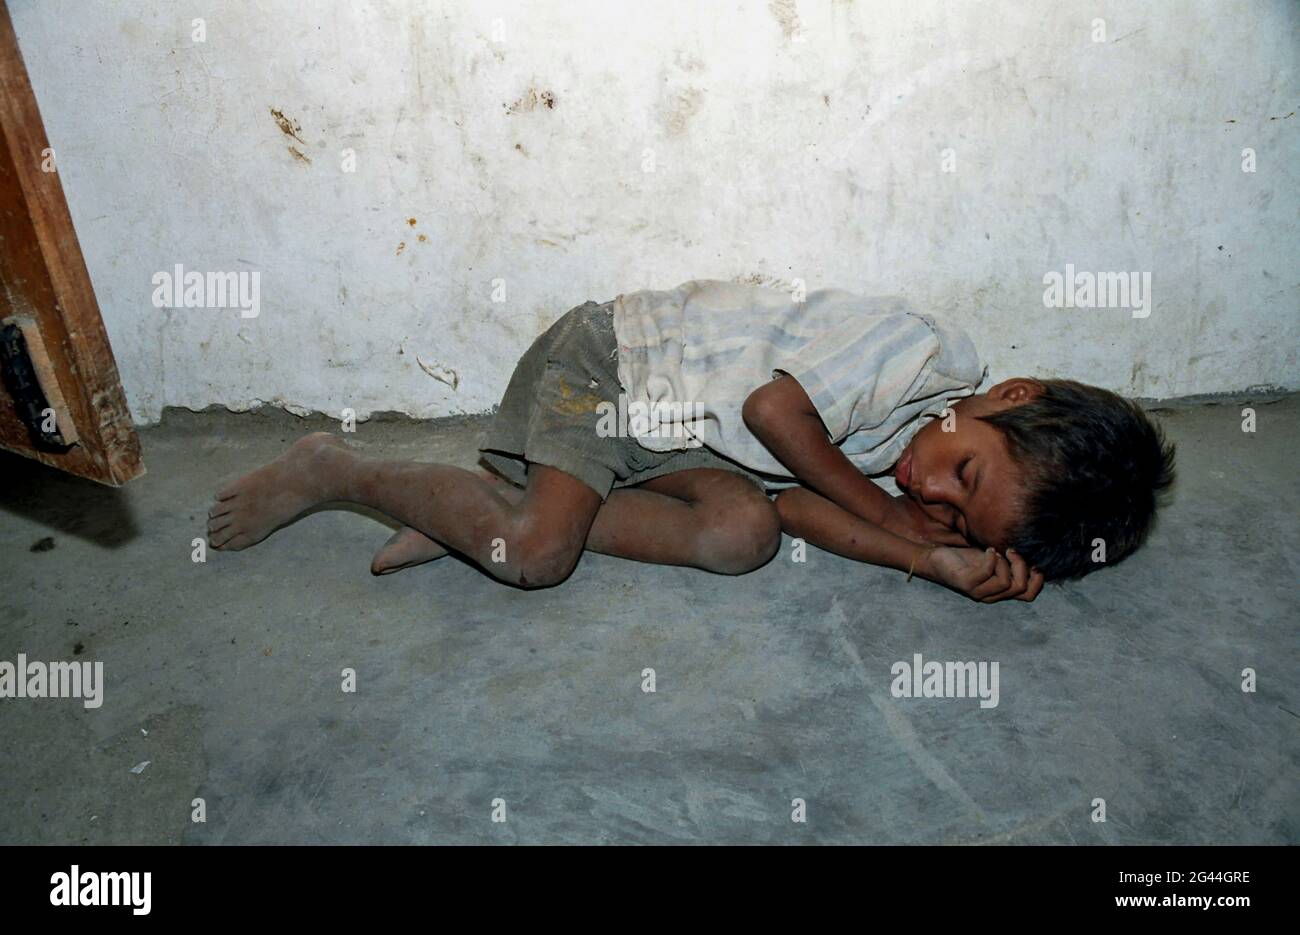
[827, 595, 987, 824]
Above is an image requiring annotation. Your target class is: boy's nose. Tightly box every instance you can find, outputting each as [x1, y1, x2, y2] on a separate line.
[917, 474, 950, 504]
[918, 479, 965, 522]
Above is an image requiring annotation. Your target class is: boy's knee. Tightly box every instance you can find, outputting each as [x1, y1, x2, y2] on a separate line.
[695, 489, 781, 575]
[501, 523, 584, 588]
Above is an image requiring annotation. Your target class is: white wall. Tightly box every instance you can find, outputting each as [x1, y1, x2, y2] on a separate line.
[12, 0, 1299, 424]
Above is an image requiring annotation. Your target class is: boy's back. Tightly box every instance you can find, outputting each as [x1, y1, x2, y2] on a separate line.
[613, 279, 985, 479]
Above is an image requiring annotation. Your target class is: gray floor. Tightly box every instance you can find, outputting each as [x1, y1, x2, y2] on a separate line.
[1, 397, 1296, 845]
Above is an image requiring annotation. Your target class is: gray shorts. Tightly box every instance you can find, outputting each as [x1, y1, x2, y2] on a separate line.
[480, 300, 765, 499]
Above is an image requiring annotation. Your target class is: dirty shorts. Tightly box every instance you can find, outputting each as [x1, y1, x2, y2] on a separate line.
[480, 300, 766, 500]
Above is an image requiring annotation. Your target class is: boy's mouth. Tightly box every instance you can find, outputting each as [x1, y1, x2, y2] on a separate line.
[894, 448, 914, 490]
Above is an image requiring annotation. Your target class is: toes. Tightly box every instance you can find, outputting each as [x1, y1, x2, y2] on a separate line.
[207, 509, 233, 530]
[208, 518, 232, 536]
[371, 555, 420, 575]
[209, 527, 237, 549]
[370, 527, 446, 575]
[209, 500, 233, 519]
[370, 545, 403, 575]
[211, 530, 243, 550]
[209, 519, 246, 547]
[382, 527, 422, 549]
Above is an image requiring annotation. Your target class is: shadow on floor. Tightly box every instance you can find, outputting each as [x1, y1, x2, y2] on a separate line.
[0, 448, 140, 548]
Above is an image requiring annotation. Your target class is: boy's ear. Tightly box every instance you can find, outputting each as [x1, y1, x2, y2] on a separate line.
[989, 378, 1045, 406]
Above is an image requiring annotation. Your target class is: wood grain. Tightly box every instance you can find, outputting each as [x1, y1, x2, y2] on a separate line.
[0, 0, 143, 485]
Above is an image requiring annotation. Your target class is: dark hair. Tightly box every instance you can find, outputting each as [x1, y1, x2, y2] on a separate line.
[980, 379, 1176, 581]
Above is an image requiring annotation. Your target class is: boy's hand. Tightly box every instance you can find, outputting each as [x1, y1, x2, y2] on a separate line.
[923, 545, 1045, 603]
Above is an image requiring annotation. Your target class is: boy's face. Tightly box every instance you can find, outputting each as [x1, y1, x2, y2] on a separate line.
[892, 379, 1041, 551]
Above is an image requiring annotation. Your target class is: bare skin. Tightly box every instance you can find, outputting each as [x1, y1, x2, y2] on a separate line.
[743, 373, 1045, 602]
[369, 467, 516, 574]
[369, 469, 784, 575]
[208, 433, 780, 587]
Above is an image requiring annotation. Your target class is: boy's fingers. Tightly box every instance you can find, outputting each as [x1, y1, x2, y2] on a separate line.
[1016, 568, 1046, 602]
[964, 549, 998, 597]
[1005, 549, 1030, 593]
[978, 553, 1029, 603]
[970, 551, 1011, 600]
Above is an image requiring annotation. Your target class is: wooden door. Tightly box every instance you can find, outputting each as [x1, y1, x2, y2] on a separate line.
[0, 0, 143, 486]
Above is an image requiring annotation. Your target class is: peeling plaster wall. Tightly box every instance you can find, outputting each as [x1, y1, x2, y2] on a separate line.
[11, 0, 1299, 424]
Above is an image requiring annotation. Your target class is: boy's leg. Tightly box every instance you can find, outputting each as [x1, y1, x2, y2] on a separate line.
[372, 467, 781, 576]
[591, 469, 781, 573]
[208, 432, 600, 588]
[367, 466, 516, 573]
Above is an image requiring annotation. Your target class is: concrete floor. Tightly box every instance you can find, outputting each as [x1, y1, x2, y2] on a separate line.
[0, 396, 1296, 845]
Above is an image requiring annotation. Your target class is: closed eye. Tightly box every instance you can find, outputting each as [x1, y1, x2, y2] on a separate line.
[954, 457, 975, 539]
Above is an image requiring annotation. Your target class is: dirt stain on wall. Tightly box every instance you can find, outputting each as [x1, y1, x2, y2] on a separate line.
[768, 0, 803, 39]
[269, 107, 307, 143]
[505, 88, 557, 114]
[661, 87, 703, 136]
[270, 107, 311, 164]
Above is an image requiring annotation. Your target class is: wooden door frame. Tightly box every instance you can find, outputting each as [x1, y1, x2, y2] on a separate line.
[0, 0, 143, 485]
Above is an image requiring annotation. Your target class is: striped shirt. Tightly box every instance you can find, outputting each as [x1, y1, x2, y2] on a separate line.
[611, 279, 985, 481]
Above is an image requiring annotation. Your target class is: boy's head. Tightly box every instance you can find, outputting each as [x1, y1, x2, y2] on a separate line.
[894, 378, 1176, 580]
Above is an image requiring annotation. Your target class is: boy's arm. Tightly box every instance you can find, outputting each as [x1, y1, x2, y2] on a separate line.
[773, 485, 920, 572]
[744, 373, 1043, 601]
[741, 373, 962, 545]
[775, 486, 1045, 602]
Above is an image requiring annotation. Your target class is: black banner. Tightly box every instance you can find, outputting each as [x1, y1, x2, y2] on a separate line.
[2, 844, 1281, 922]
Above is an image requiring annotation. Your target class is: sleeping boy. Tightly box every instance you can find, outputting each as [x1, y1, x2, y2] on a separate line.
[208, 279, 1174, 602]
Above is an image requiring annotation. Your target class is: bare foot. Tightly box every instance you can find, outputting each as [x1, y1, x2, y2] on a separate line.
[208, 432, 352, 551]
[370, 526, 448, 575]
